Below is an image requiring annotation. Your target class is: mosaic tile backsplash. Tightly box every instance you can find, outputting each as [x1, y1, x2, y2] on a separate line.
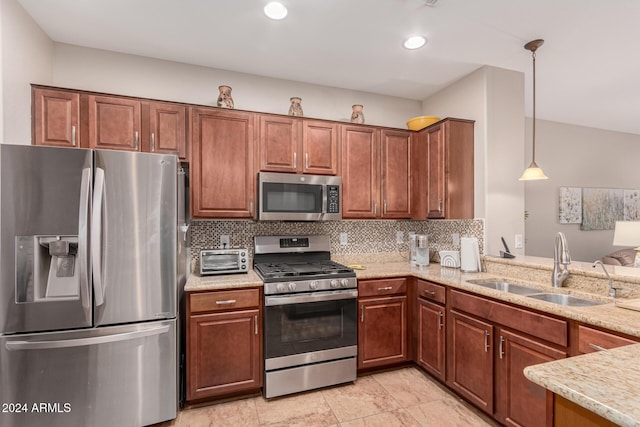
[189, 219, 484, 269]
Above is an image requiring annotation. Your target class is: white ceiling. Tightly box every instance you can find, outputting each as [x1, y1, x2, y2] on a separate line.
[17, 0, 640, 135]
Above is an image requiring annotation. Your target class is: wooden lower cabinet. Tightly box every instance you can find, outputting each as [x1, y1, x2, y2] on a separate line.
[495, 328, 567, 427]
[187, 289, 262, 401]
[553, 395, 617, 427]
[448, 310, 494, 414]
[417, 297, 445, 381]
[358, 288, 408, 370]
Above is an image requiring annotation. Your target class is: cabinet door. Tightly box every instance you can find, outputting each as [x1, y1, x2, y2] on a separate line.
[88, 95, 141, 151]
[191, 108, 255, 218]
[495, 328, 567, 427]
[149, 101, 187, 160]
[358, 296, 407, 370]
[341, 125, 379, 218]
[417, 298, 446, 381]
[258, 115, 299, 173]
[187, 308, 261, 400]
[426, 124, 446, 219]
[448, 310, 493, 415]
[33, 88, 80, 148]
[301, 120, 338, 175]
[381, 129, 411, 218]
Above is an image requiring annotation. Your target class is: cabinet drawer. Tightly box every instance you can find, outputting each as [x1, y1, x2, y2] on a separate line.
[450, 290, 568, 347]
[577, 325, 638, 354]
[190, 289, 260, 313]
[416, 280, 445, 304]
[358, 278, 407, 297]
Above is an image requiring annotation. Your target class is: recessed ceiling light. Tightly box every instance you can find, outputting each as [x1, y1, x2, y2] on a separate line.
[264, 2, 288, 20]
[404, 35, 427, 50]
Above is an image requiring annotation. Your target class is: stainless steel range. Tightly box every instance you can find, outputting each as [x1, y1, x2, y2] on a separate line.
[254, 235, 357, 398]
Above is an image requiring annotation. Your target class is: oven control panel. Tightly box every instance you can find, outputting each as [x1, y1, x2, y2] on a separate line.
[264, 277, 357, 295]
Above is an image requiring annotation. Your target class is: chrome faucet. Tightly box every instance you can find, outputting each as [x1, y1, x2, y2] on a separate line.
[552, 232, 571, 287]
[593, 260, 620, 298]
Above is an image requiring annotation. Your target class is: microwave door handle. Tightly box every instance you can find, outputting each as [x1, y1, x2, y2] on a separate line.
[320, 185, 327, 220]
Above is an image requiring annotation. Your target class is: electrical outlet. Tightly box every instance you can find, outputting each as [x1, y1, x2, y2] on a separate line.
[452, 233, 460, 246]
[220, 235, 230, 248]
[396, 231, 404, 243]
[339, 232, 348, 245]
[515, 234, 523, 249]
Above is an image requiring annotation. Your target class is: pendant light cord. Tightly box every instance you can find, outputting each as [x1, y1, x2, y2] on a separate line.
[532, 49, 537, 163]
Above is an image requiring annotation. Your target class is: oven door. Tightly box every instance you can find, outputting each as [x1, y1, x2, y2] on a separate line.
[264, 290, 357, 369]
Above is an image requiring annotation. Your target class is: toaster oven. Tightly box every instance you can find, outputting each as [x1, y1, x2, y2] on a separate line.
[200, 248, 249, 276]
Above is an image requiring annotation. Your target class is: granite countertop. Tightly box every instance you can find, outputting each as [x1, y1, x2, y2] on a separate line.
[184, 256, 640, 424]
[524, 344, 640, 426]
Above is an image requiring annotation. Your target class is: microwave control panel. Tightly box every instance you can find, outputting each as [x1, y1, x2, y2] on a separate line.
[327, 185, 340, 213]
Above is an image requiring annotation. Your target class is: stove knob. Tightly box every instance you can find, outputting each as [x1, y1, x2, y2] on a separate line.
[330, 279, 339, 289]
[309, 281, 318, 290]
[340, 279, 350, 287]
[276, 283, 285, 293]
[288, 282, 297, 291]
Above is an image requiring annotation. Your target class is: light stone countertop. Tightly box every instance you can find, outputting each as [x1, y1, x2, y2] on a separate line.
[184, 255, 640, 425]
[524, 344, 640, 427]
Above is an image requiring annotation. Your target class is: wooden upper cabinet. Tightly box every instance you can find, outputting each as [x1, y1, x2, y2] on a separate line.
[301, 120, 339, 175]
[148, 101, 187, 160]
[258, 115, 299, 173]
[341, 125, 379, 218]
[381, 129, 411, 218]
[88, 95, 141, 151]
[190, 108, 255, 218]
[423, 118, 474, 219]
[33, 87, 80, 148]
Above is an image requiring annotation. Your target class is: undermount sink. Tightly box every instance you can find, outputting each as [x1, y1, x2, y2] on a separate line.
[526, 293, 606, 307]
[467, 280, 541, 295]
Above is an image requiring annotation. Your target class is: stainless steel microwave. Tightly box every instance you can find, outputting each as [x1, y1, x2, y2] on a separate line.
[200, 248, 249, 276]
[258, 172, 342, 221]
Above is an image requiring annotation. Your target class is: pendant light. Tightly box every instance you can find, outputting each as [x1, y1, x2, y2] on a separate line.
[519, 39, 548, 181]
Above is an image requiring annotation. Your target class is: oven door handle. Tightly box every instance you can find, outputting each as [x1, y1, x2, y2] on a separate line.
[265, 290, 358, 306]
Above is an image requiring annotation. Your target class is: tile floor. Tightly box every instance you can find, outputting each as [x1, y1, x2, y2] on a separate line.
[157, 367, 498, 427]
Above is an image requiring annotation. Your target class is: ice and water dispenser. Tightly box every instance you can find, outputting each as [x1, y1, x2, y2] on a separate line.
[15, 235, 80, 302]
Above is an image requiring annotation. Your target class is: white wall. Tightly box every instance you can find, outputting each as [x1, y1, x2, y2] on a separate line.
[1, 0, 54, 144]
[421, 66, 525, 256]
[53, 44, 422, 129]
[524, 119, 640, 262]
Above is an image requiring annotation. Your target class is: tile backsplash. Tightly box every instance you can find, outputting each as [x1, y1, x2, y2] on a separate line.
[190, 218, 484, 268]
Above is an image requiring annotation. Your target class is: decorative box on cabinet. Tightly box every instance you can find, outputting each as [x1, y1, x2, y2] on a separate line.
[186, 288, 262, 401]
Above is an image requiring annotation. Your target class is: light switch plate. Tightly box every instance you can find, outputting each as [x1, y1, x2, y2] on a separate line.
[339, 232, 348, 245]
[396, 231, 404, 243]
[452, 233, 460, 246]
[515, 234, 523, 249]
[220, 235, 230, 248]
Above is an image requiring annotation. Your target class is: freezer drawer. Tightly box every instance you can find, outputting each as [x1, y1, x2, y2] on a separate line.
[0, 319, 177, 427]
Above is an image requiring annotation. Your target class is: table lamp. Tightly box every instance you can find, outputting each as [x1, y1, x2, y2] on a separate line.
[612, 221, 640, 268]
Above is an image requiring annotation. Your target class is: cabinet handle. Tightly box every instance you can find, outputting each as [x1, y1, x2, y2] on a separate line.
[215, 299, 237, 305]
[423, 290, 436, 296]
[249, 198, 254, 214]
[588, 343, 607, 352]
[71, 125, 76, 146]
[438, 312, 444, 330]
[499, 336, 505, 359]
[378, 287, 393, 291]
[254, 315, 258, 335]
[305, 152, 309, 169]
[360, 304, 364, 322]
[151, 132, 155, 152]
[384, 200, 387, 214]
[134, 131, 139, 150]
[293, 151, 297, 167]
[484, 330, 490, 352]
[374, 201, 377, 215]
[438, 199, 443, 213]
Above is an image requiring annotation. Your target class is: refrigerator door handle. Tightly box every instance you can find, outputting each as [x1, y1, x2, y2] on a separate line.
[78, 167, 92, 322]
[5, 324, 170, 351]
[92, 167, 106, 306]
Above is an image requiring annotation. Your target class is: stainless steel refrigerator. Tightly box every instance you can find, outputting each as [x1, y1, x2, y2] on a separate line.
[0, 144, 184, 427]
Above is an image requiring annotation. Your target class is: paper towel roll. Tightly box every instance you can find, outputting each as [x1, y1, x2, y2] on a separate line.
[460, 237, 480, 272]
